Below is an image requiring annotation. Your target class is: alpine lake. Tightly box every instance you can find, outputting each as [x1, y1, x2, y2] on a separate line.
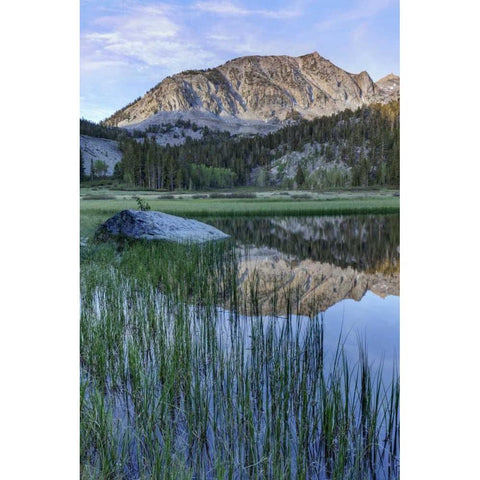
[204, 214, 399, 377]
[80, 200, 400, 480]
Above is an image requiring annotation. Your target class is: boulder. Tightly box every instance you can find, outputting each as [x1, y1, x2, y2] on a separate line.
[95, 210, 229, 243]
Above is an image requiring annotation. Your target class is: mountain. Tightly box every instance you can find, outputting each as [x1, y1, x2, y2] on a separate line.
[115, 101, 400, 190]
[103, 52, 399, 129]
[375, 73, 400, 102]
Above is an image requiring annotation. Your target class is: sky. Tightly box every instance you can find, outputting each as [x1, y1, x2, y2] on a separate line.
[80, 0, 399, 122]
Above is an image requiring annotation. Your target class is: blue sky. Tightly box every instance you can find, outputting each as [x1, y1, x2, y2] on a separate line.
[81, 0, 399, 122]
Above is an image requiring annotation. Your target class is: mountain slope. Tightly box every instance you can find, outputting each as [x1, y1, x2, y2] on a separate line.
[375, 73, 400, 102]
[115, 101, 400, 190]
[80, 135, 122, 176]
[103, 52, 399, 128]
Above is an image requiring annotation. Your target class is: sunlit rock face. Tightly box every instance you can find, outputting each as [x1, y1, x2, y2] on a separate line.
[237, 248, 399, 316]
[104, 52, 399, 128]
[375, 74, 400, 102]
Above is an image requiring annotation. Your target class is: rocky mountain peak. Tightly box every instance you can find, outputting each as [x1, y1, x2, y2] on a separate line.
[298, 51, 323, 61]
[379, 73, 399, 81]
[104, 52, 400, 129]
[375, 73, 400, 102]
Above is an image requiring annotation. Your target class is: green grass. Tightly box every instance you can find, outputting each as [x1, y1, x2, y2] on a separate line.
[80, 191, 400, 478]
[80, 238, 399, 479]
[80, 194, 399, 240]
[80, 187, 399, 202]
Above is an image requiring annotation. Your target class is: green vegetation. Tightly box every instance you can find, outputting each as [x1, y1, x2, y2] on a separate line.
[80, 66, 400, 479]
[80, 118, 127, 140]
[295, 164, 306, 187]
[80, 118, 144, 141]
[133, 196, 151, 211]
[80, 235, 399, 479]
[145, 119, 201, 134]
[80, 149, 86, 182]
[91, 160, 108, 178]
[208, 214, 400, 272]
[80, 192, 399, 240]
[110, 101, 399, 190]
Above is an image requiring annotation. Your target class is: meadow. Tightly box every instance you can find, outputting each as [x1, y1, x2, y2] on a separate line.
[80, 189, 399, 239]
[80, 192, 399, 479]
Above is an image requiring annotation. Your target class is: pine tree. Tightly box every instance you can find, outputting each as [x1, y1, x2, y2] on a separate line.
[80, 149, 86, 182]
[295, 165, 306, 187]
[93, 160, 109, 178]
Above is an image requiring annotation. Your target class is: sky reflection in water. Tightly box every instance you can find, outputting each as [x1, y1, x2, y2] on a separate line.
[210, 214, 400, 378]
[322, 291, 399, 376]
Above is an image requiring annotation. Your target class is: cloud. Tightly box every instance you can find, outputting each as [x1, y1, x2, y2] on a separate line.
[83, 5, 184, 67]
[81, 59, 129, 72]
[204, 29, 302, 57]
[194, 1, 302, 19]
[80, 0, 398, 120]
[316, 0, 397, 31]
[81, 2, 304, 74]
[81, 2, 226, 120]
[351, 22, 368, 44]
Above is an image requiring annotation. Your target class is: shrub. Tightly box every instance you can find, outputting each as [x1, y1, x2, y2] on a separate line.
[133, 196, 151, 210]
[209, 192, 256, 199]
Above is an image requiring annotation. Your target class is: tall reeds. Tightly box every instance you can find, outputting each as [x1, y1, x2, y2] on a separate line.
[80, 239, 399, 479]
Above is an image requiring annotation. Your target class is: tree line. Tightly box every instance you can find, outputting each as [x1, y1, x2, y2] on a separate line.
[80, 118, 145, 140]
[83, 101, 399, 189]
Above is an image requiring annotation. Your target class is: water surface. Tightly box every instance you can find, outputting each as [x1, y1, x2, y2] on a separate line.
[208, 213, 400, 373]
[207, 214, 399, 272]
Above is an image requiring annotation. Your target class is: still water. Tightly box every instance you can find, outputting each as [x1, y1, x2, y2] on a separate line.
[82, 214, 400, 479]
[205, 214, 400, 371]
[207, 214, 399, 272]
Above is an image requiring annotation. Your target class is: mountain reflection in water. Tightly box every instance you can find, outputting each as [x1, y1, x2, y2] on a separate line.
[207, 214, 399, 273]
[205, 214, 399, 314]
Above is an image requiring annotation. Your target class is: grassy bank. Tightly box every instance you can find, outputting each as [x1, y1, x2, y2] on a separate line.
[80, 239, 399, 479]
[80, 191, 399, 240]
[80, 189, 400, 478]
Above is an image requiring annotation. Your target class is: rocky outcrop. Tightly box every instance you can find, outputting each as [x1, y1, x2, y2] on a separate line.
[375, 74, 400, 102]
[104, 52, 399, 128]
[80, 135, 122, 176]
[95, 210, 229, 243]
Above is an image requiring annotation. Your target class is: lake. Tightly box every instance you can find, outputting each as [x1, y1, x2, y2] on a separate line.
[205, 214, 400, 376]
[81, 213, 400, 479]
[206, 214, 399, 271]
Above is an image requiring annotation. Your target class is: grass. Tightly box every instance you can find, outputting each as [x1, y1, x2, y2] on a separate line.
[80, 235, 399, 479]
[80, 193, 399, 240]
[80, 186, 399, 201]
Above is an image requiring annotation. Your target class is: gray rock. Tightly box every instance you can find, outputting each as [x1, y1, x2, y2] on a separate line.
[95, 210, 229, 243]
[80, 135, 122, 176]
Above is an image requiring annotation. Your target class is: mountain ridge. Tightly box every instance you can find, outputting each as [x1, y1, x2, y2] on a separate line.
[103, 52, 399, 129]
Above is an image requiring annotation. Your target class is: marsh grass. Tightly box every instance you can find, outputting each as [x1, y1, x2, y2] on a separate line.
[80, 239, 399, 479]
[80, 195, 399, 223]
[209, 193, 257, 199]
[82, 194, 117, 200]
